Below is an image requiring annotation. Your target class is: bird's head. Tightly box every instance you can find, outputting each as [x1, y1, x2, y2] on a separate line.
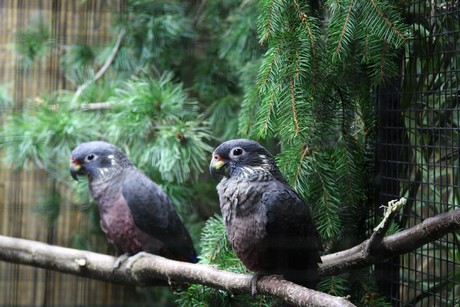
[70, 141, 132, 182]
[209, 139, 277, 179]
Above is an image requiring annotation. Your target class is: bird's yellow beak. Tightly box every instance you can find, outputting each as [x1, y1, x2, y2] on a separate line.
[212, 159, 225, 170]
[210, 153, 229, 177]
[70, 157, 81, 181]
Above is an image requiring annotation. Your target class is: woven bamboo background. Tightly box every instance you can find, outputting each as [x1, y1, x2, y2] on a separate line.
[0, 1, 139, 305]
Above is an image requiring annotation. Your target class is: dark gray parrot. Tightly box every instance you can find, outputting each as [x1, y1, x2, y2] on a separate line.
[70, 141, 197, 265]
[209, 139, 322, 291]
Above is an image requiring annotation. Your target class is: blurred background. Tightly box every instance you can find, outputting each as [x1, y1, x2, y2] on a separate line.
[0, 0, 458, 306]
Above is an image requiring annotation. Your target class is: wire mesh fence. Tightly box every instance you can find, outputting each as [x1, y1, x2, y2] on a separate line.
[377, 0, 460, 305]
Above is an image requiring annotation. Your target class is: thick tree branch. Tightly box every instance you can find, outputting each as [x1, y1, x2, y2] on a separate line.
[319, 207, 460, 276]
[0, 236, 352, 307]
[365, 197, 406, 255]
[0, 203, 458, 306]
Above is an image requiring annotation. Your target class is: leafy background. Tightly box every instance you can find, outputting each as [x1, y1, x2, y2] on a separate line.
[0, 0, 458, 306]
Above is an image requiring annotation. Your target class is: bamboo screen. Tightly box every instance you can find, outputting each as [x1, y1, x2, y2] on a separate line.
[0, 1, 139, 305]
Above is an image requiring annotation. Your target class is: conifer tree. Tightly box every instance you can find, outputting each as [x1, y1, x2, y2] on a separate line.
[184, 0, 410, 305]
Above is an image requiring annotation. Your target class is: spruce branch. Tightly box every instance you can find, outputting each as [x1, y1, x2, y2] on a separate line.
[369, 0, 407, 42]
[293, 0, 315, 49]
[259, 44, 281, 91]
[334, 0, 355, 59]
[259, 0, 275, 45]
[261, 86, 277, 134]
[290, 76, 301, 135]
[293, 144, 312, 190]
[378, 41, 389, 81]
[293, 0, 317, 74]
[295, 48, 300, 76]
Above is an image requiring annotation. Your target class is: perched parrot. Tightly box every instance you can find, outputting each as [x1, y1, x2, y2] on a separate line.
[70, 141, 197, 266]
[209, 139, 322, 292]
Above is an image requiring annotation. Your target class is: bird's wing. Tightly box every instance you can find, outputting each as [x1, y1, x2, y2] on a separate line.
[262, 182, 322, 262]
[260, 182, 322, 287]
[121, 169, 196, 261]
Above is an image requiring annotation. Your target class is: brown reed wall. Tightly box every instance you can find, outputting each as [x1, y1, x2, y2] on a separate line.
[0, 1, 140, 305]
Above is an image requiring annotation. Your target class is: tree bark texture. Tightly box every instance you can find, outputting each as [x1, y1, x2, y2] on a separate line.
[0, 207, 458, 306]
[0, 236, 352, 307]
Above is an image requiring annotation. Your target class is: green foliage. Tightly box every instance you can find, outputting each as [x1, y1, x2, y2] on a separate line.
[2, 7, 254, 297]
[0, 96, 99, 174]
[120, 0, 194, 73]
[197, 215, 242, 270]
[327, 0, 411, 82]
[355, 267, 393, 307]
[216, 2, 262, 70]
[238, 0, 411, 303]
[318, 268, 393, 306]
[34, 190, 61, 226]
[176, 215, 272, 307]
[15, 17, 54, 68]
[317, 274, 350, 297]
[191, 0, 262, 140]
[246, 0, 408, 238]
[60, 44, 97, 85]
[2, 0, 443, 305]
[106, 73, 213, 183]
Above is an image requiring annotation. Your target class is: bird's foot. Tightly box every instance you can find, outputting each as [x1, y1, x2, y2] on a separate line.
[250, 272, 264, 297]
[124, 251, 150, 273]
[113, 253, 131, 271]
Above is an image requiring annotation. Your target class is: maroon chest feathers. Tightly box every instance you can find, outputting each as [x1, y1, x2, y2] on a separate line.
[91, 182, 160, 254]
[98, 197, 143, 253]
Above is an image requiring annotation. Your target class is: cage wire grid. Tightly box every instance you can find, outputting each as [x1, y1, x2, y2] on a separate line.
[376, 0, 460, 306]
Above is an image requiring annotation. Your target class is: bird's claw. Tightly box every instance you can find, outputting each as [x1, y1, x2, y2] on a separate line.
[113, 253, 131, 271]
[124, 251, 150, 273]
[250, 272, 263, 297]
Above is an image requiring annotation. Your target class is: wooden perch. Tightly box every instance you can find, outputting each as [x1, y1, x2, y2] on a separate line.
[320, 204, 460, 276]
[0, 199, 459, 306]
[0, 236, 352, 307]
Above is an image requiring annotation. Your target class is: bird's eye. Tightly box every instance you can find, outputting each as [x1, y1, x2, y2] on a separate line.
[86, 154, 95, 161]
[232, 148, 243, 156]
